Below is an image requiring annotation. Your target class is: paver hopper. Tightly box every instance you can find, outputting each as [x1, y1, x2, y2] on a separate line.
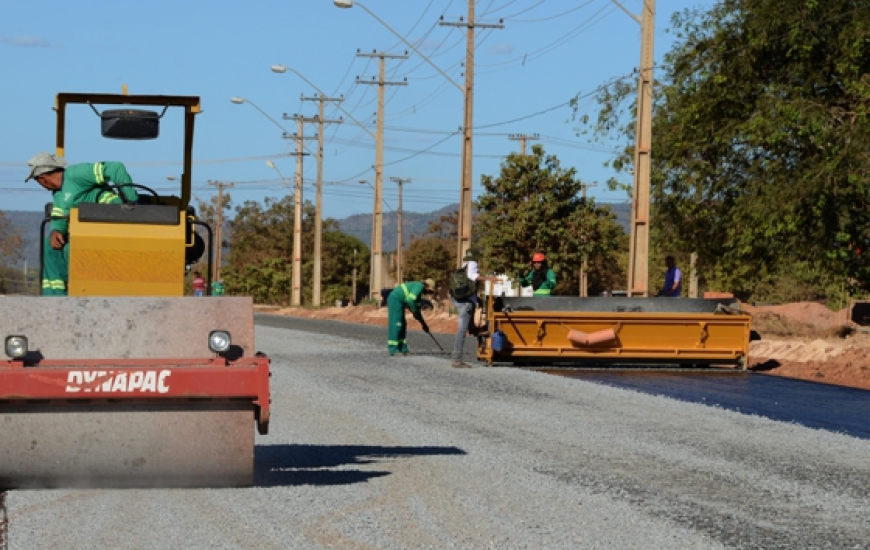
[0, 92, 269, 488]
[477, 294, 751, 369]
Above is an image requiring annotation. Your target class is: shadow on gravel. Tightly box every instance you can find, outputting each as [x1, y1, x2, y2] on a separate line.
[255, 444, 466, 487]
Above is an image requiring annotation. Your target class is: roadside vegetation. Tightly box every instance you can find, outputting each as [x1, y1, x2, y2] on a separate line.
[4, 1, 866, 310]
[576, 0, 870, 309]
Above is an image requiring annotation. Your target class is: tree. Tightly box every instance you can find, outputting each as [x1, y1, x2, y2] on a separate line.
[580, 0, 870, 302]
[221, 195, 297, 305]
[219, 195, 369, 306]
[0, 211, 24, 294]
[474, 145, 626, 295]
[315, 230, 370, 305]
[404, 237, 454, 291]
[423, 211, 459, 241]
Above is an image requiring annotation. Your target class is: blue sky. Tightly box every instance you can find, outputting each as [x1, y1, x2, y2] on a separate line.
[1, 0, 716, 222]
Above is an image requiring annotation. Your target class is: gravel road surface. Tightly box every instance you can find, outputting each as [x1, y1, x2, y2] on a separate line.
[5, 320, 870, 549]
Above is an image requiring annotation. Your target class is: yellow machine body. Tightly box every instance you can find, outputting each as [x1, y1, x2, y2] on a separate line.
[68, 208, 187, 296]
[478, 295, 752, 369]
[0, 92, 270, 490]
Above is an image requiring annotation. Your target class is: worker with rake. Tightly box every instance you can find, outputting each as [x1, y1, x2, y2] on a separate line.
[387, 278, 435, 356]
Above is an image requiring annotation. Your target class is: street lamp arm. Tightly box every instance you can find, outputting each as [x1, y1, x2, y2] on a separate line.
[230, 97, 290, 133]
[333, 1, 463, 93]
[270, 65, 376, 140]
[359, 178, 396, 212]
[609, 0, 642, 24]
[265, 160, 292, 188]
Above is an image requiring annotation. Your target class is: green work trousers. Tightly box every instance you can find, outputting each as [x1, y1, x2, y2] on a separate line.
[387, 292, 410, 355]
[42, 237, 69, 296]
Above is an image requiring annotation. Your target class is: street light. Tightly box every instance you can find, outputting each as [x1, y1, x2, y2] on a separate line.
[333, 1, 462, 92]
[230, 97, 289, 133]
[232, 97, 301, 305]
[266, 160, 289, 187]
[271, 65, 377, 305]
[332, 0, 482, 269]
[265, 159, 302, 303]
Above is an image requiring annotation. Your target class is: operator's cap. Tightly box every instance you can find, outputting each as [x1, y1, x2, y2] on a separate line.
[532, 252, 546, 262]
[463, 248, 480, 261]
[422, 278, 436, 290]
[25, 152, 67, 182]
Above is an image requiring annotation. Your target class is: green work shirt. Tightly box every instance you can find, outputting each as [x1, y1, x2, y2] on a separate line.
[520, 268, 557, 296]
[49, 162, 139, 234]
[392, 281, 425, 314]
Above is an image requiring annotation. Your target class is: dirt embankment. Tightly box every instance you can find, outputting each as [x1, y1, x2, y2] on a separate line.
[742, 302, 870, 391]
[259, 300, 870, 392]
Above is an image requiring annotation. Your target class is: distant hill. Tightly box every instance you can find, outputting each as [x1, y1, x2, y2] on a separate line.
[3, 201, 630, 267]
[337, 201, 631, 252]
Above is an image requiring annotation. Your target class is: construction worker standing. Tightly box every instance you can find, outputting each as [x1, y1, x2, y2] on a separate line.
[519, 252, 557, 296]
[26, 152, 139, 295]
[211, 279, 225, 296]
[387, 278, 435, 356]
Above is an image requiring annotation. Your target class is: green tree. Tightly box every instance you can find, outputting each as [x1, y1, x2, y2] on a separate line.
[474, 145, 626, 295]
[580, 0, 870, 302]
[221, 195, 297, 305]
[315, 230, 370, 305]
[404, 237, 454, 291]
[0, 211, 24, 294]
[220, 195, 369, 306]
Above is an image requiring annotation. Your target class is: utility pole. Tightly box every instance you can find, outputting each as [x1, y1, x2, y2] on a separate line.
[579, 182, 597, 297]
[626, 0, 655, 297]
[352, 248, 357, 305]
[301, 94, 343, 307]
[441, 5, 504, 266]
[356, 49, 408, 297]
[280, 116, 315, 306]
[359, 179, 375, 299]
[208, 180, 234, 284]
[390, 177, 411, 282]
[508, 133, 539, 155]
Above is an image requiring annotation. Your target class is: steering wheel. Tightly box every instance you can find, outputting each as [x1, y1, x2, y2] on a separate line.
[110, 183, 163, 205]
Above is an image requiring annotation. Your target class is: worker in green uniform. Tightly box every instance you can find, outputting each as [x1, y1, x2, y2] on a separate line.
[387, 278, 435, 356]
[25, 152, 139, 295]
[519, 252, 557, 296]
[211, 279, 225, 296]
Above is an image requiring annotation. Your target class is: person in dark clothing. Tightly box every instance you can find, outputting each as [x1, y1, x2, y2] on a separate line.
[519, 252, 557, 296]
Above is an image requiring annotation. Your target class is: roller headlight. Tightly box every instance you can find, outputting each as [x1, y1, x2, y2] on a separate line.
[208, 330, 231, 353]
[5, 335, 28, 359]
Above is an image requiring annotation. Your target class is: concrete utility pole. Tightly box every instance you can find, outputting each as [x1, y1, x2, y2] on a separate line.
[626, 0, 655, 297]
[301, 94, 343, 307]
[440, 6, 504, 266]
[352, 248, 358, 305]
[207, 180, 234, 284]
[359, 179, 375, 298]
[281, 116, 316, 306]
[578, 182, 597, 297]
[390, 177, 411, 282]
[356, 49, 408, 297]
[508, 133, 539, 155]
